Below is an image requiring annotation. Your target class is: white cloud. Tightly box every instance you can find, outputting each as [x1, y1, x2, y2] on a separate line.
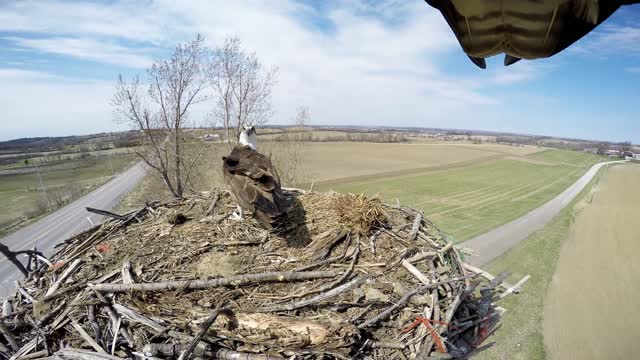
[0, 0, 551, 139]
[5, 37, 153, 68]
[570, 24, 640, 57]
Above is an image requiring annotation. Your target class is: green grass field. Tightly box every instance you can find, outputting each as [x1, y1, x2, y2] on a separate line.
[0, 154, 137, 234]
[321, 149, 608, 242]
[475, 164, 609, 360]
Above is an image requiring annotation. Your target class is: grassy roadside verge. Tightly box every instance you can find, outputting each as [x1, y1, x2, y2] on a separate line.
[475, 164, 611, 360]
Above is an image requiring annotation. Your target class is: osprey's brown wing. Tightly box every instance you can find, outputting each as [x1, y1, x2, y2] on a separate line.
[425, 0, 639, 68]
[222, 145, 287, 228]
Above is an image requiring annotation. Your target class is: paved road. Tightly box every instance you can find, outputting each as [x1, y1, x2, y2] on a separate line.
[461, 160, 627, 266]
[0, 162, 147, 297]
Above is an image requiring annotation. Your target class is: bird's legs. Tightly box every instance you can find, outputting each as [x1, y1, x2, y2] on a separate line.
[231, 204, 244, 221]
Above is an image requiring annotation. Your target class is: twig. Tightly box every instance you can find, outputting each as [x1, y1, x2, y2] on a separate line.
[51, 348, 124, 360]
[85, 207, 127, 221]
[15, 282, 35, 303]
[401, 260, 431, 286]
[87, 305, 103, 348]
[91, 270, 339, 293]
[45, 259, 83, 296]
[111, 317, 121, 355]
[112, 304, 165, 333]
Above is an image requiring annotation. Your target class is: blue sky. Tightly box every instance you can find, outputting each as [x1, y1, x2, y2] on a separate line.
[0, 1, 638, 143]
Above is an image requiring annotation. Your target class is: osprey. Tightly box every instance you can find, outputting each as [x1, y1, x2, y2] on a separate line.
[222, 125, 287, 229]
[425, 0, 640, 68]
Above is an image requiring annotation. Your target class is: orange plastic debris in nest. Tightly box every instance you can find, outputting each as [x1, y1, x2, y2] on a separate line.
[95, 244, 112, 254]
[48, 261, 66, 272]
[401, 316, 448, 353]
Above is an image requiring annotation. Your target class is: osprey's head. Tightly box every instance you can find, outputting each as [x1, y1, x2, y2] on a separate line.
[239, 125, 258, 150]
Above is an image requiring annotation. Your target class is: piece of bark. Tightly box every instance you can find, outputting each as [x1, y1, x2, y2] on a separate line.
[2, 299, 12, 317]
[499, 274, 530, 299]
[402, 260, 431, 286]
[304, 229, 348, 261]
[91, 270, 339, 293]
[121, 260, 134, 285]
[409, 212, 423, 240]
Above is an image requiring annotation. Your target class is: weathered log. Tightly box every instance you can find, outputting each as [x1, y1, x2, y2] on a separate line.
[409, 212, 423, 240]
[91, 270, 339, 293]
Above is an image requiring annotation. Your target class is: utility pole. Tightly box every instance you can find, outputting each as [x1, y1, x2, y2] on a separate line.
[35, 164, 51, 211]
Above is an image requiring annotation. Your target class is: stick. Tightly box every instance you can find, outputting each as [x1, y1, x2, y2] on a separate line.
[178, 300, 228, 360]
[45, 259, 83, 296]
[15, 282, 35, 303]
[121, 260, 134, 285]
[92, 270, 339, 293]
[16, 350, 47, 360]
[462, 263, 513, 291]
[402, 260, 431, 286]
[112, 304, 165, 333]
[409, 212, 423, 240]
[91, 290, 134, 347]
[87, 305, 103, 347]
[52, 348, 124, 360]
[204, 191, 219, 216]
[71, 318, 107, 353]
[2, 299, 12, 317]
[499, 274, 530, 299]
[261, 275, 370, 312]
[85, 207, 127, 220]
[358, 275, 476, 329]
[111, 318, 121, 355]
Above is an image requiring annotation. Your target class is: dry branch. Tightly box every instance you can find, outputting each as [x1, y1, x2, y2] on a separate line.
[91, 270, 338, 293]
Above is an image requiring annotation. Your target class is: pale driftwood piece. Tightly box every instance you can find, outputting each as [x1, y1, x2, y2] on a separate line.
[499, 274, 530, 299]
[121, 260, 134, 285]
[2, 298, 12, 317]
[15, 282, 35, 303]
[409, 212, 422, 240]
[92, 270, 339, 293]
[178, 300, 228, 360]
[16, 350, 47, 360]
[204, 191, 219, 216]
[406, 251, 437, 264]
[438, 242, 453, 254]
[110, 317, 121, 355]
[71, 318, 107, 353]
[213, 348, 285, 360]
[51, 348, 124, 360]
[45, 259, 83, 296]
[0, 320, 18, 351]
[35, 254, 54, 267]
[112, 304, 165, 333]
[358, 274, 476, 329]
[261, 275, 370, 312]
[369, 229, 383, 255]
[462, 263, 513, 291]
[401, 260, 431, 286]
[372, 342, 406, 350]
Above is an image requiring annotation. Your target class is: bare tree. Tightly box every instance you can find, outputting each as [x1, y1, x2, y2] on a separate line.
[112, 34, 210, 198]
[620, 141, 632, 154]
[210, 37, 277, 148]
[596, 142, 609, 155]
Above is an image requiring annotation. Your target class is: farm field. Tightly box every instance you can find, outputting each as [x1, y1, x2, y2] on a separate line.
[321, 149, 608, 242]
[0, 154, 137, 235]
[475, 164, 610, 360]
[543, 164, 640, 360]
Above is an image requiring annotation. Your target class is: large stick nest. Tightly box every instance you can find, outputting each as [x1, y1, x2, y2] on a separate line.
[2, 189, 505, 359]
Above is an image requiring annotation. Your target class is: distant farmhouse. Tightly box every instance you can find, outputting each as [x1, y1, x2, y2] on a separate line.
[202, 133, 221, 141]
